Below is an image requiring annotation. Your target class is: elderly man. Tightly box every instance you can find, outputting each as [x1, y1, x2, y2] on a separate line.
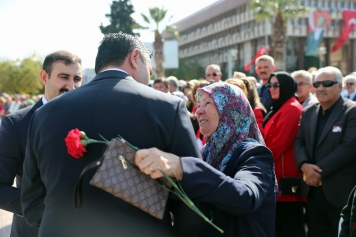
[21, 33, 199, 237]
[0, 51, 82, 237]
[205, 64, 222, 82]
[342, 74, 356, 101]
[291, 70, 318, 108]
[294, 66, 356, 237]
[166, 76, 186, 100]
[255, 55, 276, 113]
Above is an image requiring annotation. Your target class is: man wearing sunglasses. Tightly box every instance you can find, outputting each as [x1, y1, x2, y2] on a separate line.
[205, 64, 222, 82]
[342, 75, 356, 101]
[295, 66, 356, 237]
[291, 70, 318, 108]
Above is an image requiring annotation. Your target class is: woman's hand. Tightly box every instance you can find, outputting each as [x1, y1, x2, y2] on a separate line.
[135, 148, 183, 180]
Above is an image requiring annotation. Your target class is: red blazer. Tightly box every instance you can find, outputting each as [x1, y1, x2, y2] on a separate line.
[263, 97, 303, 202]
[253, 107, 264, 134]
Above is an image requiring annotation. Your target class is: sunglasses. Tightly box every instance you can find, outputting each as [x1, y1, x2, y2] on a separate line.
[266, 82, 280, 90]
[206, 72, 219, 77]
[313, 80, 339, 88]
[346, 82, 355, 86]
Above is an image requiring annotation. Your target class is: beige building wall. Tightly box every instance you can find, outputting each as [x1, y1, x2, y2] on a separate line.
[170, 0, 356, 75]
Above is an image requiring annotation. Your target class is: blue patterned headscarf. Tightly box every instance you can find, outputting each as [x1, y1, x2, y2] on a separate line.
[197, 82, 265, 172]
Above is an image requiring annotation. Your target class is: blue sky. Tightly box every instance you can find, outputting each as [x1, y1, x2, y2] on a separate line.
[0, 0, 218, 69]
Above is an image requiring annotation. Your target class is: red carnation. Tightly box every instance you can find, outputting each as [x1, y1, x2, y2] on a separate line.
[65, 128, 87, 159]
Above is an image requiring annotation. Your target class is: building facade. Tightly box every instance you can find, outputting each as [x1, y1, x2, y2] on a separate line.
[173, 0, 356, 76]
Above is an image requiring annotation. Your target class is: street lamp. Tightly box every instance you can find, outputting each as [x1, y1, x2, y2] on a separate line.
[318, 46, 327, 69]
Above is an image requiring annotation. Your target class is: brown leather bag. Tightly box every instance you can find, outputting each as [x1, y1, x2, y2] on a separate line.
[74, 138, 169, 219]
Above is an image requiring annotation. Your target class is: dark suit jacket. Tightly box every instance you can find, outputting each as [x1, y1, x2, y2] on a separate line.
[294, 96, 356, 207]
[174, 143, 276, 237]
[0, 100, 42, 237]
[21, 70, 201, 237]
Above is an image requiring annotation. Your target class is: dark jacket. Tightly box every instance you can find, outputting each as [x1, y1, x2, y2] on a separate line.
[21, 70, 201, 237]
[0, 100, 42, 237]
[173, 142, 276, 237]
[294, 96, 356, 207]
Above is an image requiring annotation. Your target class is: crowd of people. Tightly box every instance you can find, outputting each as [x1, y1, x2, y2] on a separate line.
[0, 32, 356, 237]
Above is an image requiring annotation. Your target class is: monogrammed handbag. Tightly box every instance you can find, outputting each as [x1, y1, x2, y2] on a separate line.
[74, 138, 169, 219]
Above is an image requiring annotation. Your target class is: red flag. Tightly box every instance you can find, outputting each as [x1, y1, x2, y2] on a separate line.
[331, 10, 356, 52]
[244, 46, 270, 71]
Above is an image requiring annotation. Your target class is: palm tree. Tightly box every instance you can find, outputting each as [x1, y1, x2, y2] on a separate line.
[141, 7, 179, 78]
[250, 0, 308, 70]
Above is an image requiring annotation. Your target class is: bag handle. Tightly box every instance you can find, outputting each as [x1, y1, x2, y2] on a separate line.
[73, 156, 104, 210]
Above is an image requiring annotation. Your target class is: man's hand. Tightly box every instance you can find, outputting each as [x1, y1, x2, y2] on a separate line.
[135, 148, 183, 180]
[301, 163, 322, 187]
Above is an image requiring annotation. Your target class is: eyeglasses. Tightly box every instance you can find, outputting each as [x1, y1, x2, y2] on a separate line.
[297, 82, 310, 86]
[346, 82, 355, 86]
[313, 80, 339, 88]
[266, 82, 280, 90]
[206, 72, 219, 77]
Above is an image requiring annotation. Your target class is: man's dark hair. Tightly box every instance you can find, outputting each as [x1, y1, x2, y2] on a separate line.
[95, 33, 152, 74]
[43, 51, 82, 77]
[153, 79, 169, 88]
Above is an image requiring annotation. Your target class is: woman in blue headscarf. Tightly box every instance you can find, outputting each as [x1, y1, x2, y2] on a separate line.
[136, 82, 277, 237]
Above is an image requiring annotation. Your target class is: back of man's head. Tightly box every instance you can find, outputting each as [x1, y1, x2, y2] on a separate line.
[95, 33, 151, 74]
[43, 51, 82, 77]
[166, 76, 179, 92]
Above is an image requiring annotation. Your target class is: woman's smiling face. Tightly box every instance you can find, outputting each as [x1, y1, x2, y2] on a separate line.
[196, 92, 219, 137]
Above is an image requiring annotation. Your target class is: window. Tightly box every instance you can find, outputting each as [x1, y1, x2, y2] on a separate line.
[318, 0, 323, 8]
[311, 0, 316, 7]
[331, 1, 335, 9]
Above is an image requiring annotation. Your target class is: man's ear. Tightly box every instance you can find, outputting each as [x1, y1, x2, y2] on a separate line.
[40, 70, 49, 85]
[272, 65, 277, 72]
[129, 49, 140, 69]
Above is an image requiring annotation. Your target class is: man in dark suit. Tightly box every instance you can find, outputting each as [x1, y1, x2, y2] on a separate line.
[294, 66, 356, 237]
[21, 33, 200, 237]
[0, 50, 82, 237]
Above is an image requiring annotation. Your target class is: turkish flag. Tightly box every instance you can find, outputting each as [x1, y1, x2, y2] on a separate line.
[331, 10, 356, 52]
[244, 46, 270, 71]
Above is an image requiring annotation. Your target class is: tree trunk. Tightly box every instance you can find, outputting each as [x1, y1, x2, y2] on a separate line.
[153, 30, 165, 78]
[270, 13, 287, 71]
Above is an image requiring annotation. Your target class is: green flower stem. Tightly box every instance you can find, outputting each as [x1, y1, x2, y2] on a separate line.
[158, 168, 224, 234]
[79, 133, 223, 234]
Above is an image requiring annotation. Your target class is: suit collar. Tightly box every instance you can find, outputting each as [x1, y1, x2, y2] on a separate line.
[30, 99, 43, 113]
[316, 96, 344, 147]
[310, 103, 319, 150]
[90, 70, 135, 84]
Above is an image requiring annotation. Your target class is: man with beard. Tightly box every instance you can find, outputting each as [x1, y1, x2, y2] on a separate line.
[255, 55, 276, 113]
[0, 50, 82, 237]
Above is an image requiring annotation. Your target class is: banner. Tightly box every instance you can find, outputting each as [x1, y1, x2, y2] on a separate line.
[331, 10, 356, 52]
[244, 45, 269, 71]
[305, 10, 331, 56]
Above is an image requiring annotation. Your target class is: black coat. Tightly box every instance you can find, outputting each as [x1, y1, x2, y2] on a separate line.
[173, 142, 276, 237]
[294, 96, 356, 207]
[0, 100, 43, 237]
[21, 70, 201, 237]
